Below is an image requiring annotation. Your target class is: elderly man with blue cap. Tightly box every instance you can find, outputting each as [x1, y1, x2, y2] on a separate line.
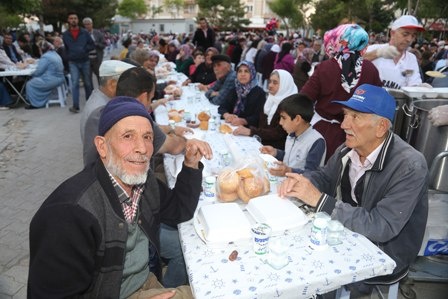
[279, 84, 428, 293]
[28, 97, 210, 298]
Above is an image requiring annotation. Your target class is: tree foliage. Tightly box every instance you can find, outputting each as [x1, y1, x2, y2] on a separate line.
[196, 0, 250, 31]
[268, 0, 305, 36]
[0, 0, 41, 29]
[164, 0, 185, 18]
[310, 0, 395, 34]
[40, 0, 118, 32]
[118, 0, 147, 19]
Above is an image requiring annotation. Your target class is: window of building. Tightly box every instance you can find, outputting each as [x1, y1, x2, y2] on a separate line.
[159, 24, 165, 32]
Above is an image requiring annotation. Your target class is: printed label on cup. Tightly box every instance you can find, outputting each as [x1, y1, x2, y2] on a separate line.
[252, 223, 271, 255]
[266, 161, 278, 182]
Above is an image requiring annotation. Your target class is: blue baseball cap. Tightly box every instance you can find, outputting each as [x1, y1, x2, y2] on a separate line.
[332, 84, 395, 122]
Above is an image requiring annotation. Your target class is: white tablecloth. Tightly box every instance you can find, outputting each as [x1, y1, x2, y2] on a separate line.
[154, 85, 264, 188]
[154, 89, 396, 297]
[179, 202, 396, 299]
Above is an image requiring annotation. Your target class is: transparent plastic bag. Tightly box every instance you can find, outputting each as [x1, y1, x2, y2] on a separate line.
[216, 157, 270, 203]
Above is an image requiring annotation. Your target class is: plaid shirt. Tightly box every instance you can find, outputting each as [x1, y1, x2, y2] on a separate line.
[107, 172, 144, 223]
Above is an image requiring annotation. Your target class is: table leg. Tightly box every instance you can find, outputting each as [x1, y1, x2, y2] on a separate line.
[3, 76, 30, 106]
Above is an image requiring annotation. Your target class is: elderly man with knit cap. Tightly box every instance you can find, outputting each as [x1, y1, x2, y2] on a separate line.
[365, 15, 428, 89]
[29, 97, 210, 298]
[279, 84, 428, 293]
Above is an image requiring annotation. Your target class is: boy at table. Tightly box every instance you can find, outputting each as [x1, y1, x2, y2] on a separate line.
[260, 93, 326, 176]
[278, 84, 428, 292]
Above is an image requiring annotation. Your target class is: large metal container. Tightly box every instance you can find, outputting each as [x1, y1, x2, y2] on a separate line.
[407, 99, 448, 192]
[386, 88, 413, 140]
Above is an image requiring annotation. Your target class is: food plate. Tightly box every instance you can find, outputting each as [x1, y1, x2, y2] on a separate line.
[425, 71, 446, 78]
[194, 203, 252, 245]
[246, 194, 309, 235]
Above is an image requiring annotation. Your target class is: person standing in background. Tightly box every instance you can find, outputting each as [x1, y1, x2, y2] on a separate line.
[83, 17, 106, 85]
[301, 24, 382, 162]
[63, 12, 95, 113]
[192, 18, 215, 52]
[364, 15, 426, 89]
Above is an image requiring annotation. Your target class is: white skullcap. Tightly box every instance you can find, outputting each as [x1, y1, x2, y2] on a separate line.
[99, 60, 135, 77]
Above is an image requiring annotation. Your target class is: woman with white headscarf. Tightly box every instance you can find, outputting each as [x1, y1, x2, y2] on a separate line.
[301, 24, 382, 161]
[233, 69, 298, 149]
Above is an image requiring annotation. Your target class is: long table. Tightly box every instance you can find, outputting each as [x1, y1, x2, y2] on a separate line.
[179, 202, 396, 298]
[0, 65, 37, 105]
[153, 81, 396, 299]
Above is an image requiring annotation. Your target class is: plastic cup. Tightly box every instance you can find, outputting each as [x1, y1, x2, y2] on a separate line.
[327, 220, 344, 246]
[252, 223, 271, 255]
[268, 237, 289, 269]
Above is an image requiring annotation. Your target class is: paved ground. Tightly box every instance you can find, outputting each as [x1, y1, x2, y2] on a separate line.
[1, 50, 447, 298]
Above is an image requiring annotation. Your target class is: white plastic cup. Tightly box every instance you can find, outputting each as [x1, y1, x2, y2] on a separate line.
[266, 161, 278, 183]
[268, 237, 289, 269]
[203, 176, 216, 201]
[252, 223, 271, 255]
[327, 220, 344, 246]
[310, 216, 329, 248]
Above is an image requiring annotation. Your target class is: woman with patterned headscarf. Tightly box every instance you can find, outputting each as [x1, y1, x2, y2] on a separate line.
[233, 69, 297, 149]
[301, 24, 382, 161]
[218, 60, 266, 127]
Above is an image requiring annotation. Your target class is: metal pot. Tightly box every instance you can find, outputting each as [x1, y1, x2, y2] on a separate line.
[385, 88, 413, 140]
[407, 99, 448, 193]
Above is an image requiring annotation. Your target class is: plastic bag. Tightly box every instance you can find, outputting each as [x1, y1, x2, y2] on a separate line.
[216, 157, 270, 203]
[428, 104, 448, 127]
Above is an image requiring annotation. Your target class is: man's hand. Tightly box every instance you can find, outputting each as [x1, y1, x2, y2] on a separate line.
[277, 173, 322, 207]
[198, 83, 208, 91]
[232, 126, 251, 136]
[173, 125, 193, 136]
[376, 45, 400, 59]
[269, 161, 290, 177]
[223, 113, 237, 123]
[183, 139, 213, 169]
[260, 145, 276, 156]
[429, 104, 448, 127]
[148, 290, 176, 299]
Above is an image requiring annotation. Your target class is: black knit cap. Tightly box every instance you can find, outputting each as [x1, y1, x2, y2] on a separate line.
[98, 96, 154, 136]
[211, 54, 231, 64]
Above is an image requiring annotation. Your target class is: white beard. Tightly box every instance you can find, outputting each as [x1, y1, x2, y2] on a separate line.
[105, 144, 149, 186]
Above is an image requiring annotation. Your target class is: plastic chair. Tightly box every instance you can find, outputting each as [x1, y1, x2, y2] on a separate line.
[65, 73, 72, 95]
[45, 84, 67, 108]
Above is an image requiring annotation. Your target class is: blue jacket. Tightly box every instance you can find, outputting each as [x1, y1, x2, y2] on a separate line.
[62, 28, 95, 63]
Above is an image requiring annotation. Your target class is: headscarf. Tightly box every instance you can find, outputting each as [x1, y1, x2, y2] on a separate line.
[179, 44, 192, 60]
[323, 24, 369, 93]
[233, 61, 258, 114]
[264, 69, 298, 125]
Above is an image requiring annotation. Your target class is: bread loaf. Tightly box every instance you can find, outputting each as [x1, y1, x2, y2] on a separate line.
[217, 169, 239, 194]
[219, 124, 233, 134]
